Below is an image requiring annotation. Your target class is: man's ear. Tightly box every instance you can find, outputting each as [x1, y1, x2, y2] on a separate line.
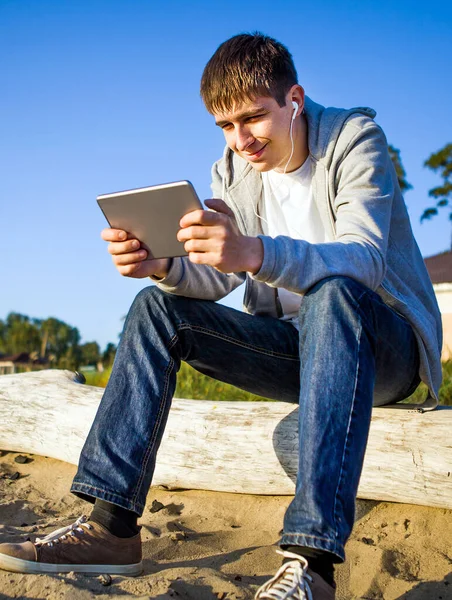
[288, 84, 305, 115]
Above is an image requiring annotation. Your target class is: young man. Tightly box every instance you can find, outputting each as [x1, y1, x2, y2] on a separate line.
[0, 33, 442, 599]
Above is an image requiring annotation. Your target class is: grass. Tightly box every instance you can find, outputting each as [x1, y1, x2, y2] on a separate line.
[174, 362, 272, 401]
[84, 362, 271, 401]
[403, 359, 452, 406]
[83, 368, 112, 389]
[83, 360, 452, 405]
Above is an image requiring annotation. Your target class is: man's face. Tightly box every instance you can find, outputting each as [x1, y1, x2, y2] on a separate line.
[213, 95, 295, 173]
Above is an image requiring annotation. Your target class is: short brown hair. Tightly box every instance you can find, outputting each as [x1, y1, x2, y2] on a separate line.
[200, 33, 298, 114]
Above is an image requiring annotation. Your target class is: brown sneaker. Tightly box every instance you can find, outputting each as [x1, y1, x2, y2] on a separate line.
[0, 515, 142, 575]
[255, 550, 335, 599]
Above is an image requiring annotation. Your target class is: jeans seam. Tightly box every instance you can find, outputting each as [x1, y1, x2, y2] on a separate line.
[331, 289, 367, 553]
[281, 533, 336, 543]
[177, 324, 299, 360]
[71, 482, 142, 512]
[131, 333, 179, 507]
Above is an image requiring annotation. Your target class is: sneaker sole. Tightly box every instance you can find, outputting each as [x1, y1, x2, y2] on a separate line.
[0, 553, 143, 575]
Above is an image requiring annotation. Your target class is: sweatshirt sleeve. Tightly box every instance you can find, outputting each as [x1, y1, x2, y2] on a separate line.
[251, 120, 393, 293]
[155, 256, 245, 299]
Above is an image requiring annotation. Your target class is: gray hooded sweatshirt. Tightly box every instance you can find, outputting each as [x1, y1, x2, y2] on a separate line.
[157, 97, 442, 409]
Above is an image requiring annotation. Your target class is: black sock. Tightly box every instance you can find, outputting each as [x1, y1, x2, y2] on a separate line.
[282, 545, 336, 589]
[90, 499, 140, 538]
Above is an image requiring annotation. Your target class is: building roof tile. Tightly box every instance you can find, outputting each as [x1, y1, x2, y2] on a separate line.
[424, 250, 452, 284]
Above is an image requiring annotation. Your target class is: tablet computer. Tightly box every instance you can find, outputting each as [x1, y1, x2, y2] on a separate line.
[97, 180, 203, 259]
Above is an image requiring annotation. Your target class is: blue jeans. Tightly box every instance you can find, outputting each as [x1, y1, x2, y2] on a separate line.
[71, 276, 419, 562]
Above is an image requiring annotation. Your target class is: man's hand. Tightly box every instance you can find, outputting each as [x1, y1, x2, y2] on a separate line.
[177, 198, 264, 274]
[101, 229, 171, 279]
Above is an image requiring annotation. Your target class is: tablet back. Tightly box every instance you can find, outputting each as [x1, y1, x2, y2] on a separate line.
[97, 180, 202, 259]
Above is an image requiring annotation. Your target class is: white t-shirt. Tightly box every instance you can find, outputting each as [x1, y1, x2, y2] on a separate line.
[260, 157, 330, 324]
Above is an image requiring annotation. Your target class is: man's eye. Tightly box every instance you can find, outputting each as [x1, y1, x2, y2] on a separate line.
[246, 115, 263, 122]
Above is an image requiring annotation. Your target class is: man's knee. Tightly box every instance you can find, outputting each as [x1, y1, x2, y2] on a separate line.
[132, 284, 164, 308]
[301, 276, 369, 315]
[130, 286, 200, 321]
[128, 286, 175, 322]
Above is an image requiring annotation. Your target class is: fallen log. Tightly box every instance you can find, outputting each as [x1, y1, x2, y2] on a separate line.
[0, 370, 451, 509]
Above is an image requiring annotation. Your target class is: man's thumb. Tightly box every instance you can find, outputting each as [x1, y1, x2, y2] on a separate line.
[204, 198, 234, 217]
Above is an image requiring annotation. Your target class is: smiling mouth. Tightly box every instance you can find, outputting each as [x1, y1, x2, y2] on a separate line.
[244, 143, 268, 160]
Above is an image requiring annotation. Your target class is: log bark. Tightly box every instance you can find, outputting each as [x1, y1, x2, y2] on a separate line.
[0, 370, 451, 509]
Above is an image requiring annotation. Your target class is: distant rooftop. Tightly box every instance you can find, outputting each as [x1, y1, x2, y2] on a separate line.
[424, 250, 452, 284]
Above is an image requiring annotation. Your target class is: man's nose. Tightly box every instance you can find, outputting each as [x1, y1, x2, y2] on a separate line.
[235, 125, 254, 152]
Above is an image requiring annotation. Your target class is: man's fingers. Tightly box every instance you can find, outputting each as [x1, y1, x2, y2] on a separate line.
[101, 228, 129, 242]
[179, 208, 226, 228]
[187, 251, 228, 273]
[117, 262, 143, 277]
[204, 198, 235, 217]
[187, 251, 215, 265]
[183, 239, 213, 253]
[113, 249, 148, 265]
[107, 238, 142, 256]
[177, 225, 216, 243]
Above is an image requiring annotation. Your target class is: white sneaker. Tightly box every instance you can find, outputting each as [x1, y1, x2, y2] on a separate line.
[254, 550, 335, 600]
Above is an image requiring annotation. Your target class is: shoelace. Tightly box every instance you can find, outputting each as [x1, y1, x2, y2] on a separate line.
[255, 550, 313, 600]
[34, 515, 93, 547]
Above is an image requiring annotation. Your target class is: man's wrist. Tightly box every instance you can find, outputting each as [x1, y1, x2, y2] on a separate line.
[246, 237, 264, 275]
[150, 258, 172, 280]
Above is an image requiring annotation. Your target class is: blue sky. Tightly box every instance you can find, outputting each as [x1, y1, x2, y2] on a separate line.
[1, 0, 451, 350]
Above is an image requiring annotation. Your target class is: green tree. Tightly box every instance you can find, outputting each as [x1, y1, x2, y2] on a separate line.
[80, 342, 101, 367]
[388, 144, 412, 193]
[102, 342, 117, 368]
[0, 319, 6, 354]
[58, 344, 82, 371]
[421, 143, 452, 240]
[2, 313, 41, 355]
[39, 317, 81, 365]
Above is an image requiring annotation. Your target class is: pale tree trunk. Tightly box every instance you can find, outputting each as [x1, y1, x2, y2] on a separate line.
[0, 370, 451, 509]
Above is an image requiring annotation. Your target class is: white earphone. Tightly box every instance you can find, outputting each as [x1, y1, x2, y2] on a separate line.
[291, 101, 299, 121]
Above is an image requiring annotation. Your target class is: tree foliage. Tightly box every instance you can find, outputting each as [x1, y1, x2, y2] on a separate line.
[0, 313, 41, 356]
[388, 144, 412, 193]
[80, 342, 101, 367]
[102, 342, 117, 368]
[0, 312, 115, 371]
[37, 317, 81, 364]
[421, 143, 452, 228]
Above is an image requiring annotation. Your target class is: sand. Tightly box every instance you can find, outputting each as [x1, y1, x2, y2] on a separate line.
[0, 450, 451, 599]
